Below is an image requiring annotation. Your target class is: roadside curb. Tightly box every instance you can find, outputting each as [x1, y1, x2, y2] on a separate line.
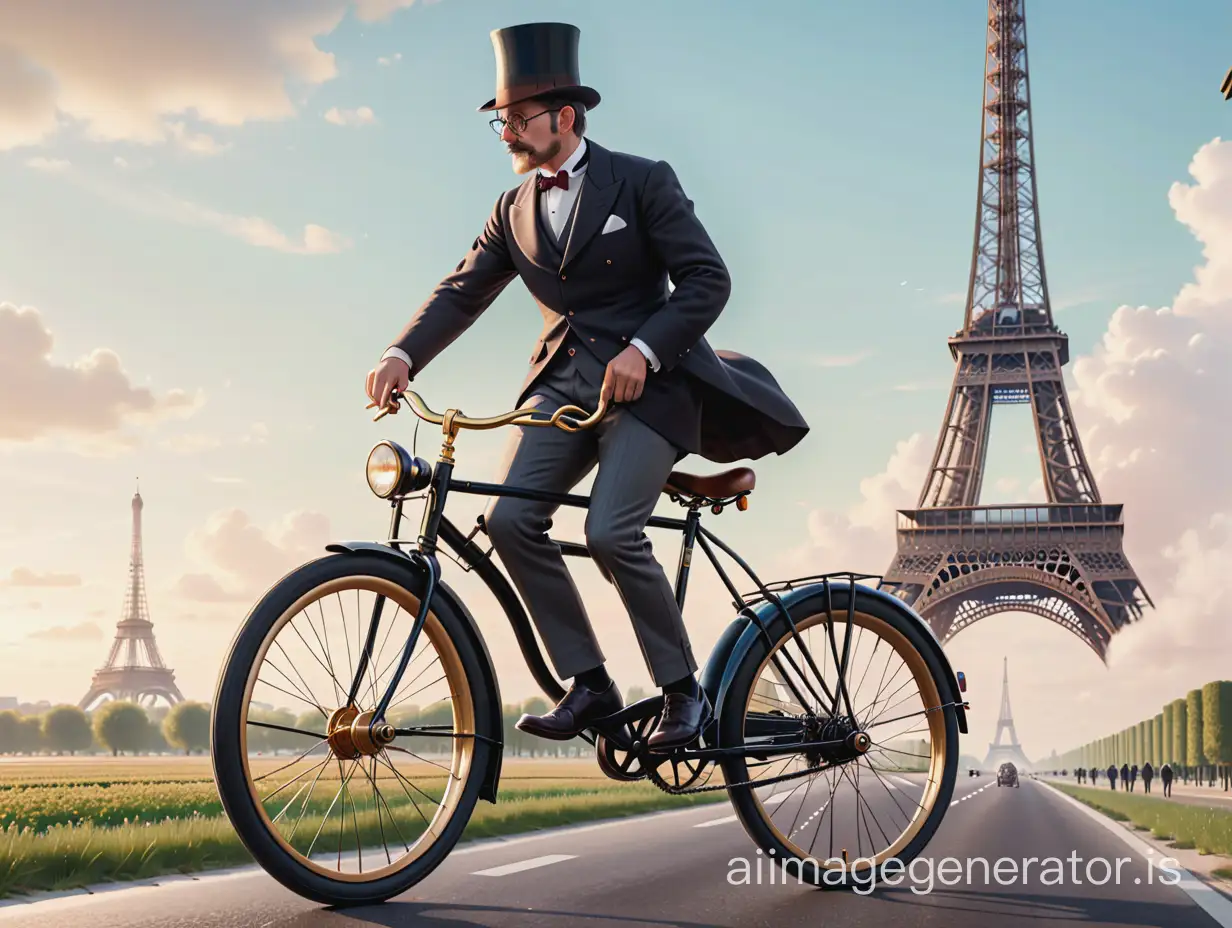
[1036, 777, 1232, 925]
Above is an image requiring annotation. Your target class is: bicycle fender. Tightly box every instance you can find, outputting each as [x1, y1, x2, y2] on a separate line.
[710, 581, 968, 736]
[324, 542, 505, 802]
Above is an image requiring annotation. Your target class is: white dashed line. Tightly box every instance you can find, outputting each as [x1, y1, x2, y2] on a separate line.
[472, 854, 577, 877]
[696, 791, 791, 827]
[695, 814, 738, 828]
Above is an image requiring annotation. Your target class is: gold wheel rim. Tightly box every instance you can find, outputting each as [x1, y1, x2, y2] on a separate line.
[239, 575, 475, 882]
[741, 609, 949, 871]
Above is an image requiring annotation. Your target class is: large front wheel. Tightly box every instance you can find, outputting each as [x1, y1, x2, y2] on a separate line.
[719, 586, 959, 887]
[211, 552, 492, 906]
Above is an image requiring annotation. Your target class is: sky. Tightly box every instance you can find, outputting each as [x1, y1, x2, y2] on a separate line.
[1, 0, 1231, 764]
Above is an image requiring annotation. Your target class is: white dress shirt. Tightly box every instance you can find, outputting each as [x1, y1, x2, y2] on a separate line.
[382, 136, 661, 374]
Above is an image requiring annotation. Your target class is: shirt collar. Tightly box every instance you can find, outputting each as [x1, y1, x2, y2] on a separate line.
[539, 138, 589, 178]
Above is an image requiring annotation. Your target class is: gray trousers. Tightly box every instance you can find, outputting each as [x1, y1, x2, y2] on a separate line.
[483, 352, 697, 687]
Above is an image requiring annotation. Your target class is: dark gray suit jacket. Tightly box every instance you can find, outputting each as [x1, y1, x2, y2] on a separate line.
[390, 139, 808, 463]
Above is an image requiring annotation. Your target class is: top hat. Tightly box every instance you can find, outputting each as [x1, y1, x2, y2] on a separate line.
[477, 22, 601, 113]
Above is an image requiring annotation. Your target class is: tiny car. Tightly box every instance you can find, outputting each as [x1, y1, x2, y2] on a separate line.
[997, 762, 1019, 787]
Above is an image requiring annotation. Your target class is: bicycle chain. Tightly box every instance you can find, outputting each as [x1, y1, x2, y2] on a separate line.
[643, 751, 825, 795]
[639, 698, 968, 796]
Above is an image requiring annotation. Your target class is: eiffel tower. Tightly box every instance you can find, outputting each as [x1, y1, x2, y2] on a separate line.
[879, 0, 1152, 661]
[984, 658, 1031, 769]
[80, 487, 184, 710]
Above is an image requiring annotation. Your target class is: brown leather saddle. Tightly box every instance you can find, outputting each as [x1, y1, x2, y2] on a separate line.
[661, 467, 755, 505]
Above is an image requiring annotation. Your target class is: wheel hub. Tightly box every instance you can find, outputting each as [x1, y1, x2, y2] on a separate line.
[326, 706, 396, 759]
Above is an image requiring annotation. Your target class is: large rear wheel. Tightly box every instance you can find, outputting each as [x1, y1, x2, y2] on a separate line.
[211, 552, 492, 906]
[719, 586, 958, 887]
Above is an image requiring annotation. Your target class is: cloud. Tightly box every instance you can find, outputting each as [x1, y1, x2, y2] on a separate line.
[324, 105, 377, 127]
[377, 53, 403, 66]
[164, 121, 229, 155]
[0, 45, 58, 149]
[0, 2, 349, 151]
[0, 303, 202, 447]
[42, 168, 351, 254]
[25, 156, 70, 173]
[353, 0, 425, 22]
[133, 192, 350, 254]
[173, 508, 332, 602]
[785, 433, 932, 578]
[0, 567, 82, 588]
[161, 433, 224, 454]
[28, 622, 104, 641]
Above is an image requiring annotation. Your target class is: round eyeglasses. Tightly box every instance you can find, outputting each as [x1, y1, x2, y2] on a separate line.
[489, 108, 561, 137]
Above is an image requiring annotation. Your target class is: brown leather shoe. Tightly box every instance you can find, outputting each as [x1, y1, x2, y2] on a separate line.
[516, 681, 624, 741]
[647, 690, 712, 751]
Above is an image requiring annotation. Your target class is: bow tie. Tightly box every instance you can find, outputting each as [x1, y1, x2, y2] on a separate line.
[537, 170, 569, 192]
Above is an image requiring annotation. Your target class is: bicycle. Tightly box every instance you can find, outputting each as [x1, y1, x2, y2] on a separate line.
[210, 389, 970, 906]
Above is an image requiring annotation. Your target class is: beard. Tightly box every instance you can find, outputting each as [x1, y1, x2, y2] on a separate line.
[508, 138, 561, 175]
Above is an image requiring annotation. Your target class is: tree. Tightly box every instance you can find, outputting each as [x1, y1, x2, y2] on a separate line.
[17, 716, 43, 754]
[93, 701, 150, 755]
[0, 710, 20, 754]
[42, 705, 93, 755]
[1172, 698, 1188, 771]
[1203, 681, 1231, 789]
[163, 702, 211, 755]
[1188, 689, 1206, 778]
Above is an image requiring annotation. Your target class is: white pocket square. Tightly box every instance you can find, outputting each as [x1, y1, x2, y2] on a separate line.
[601, 214, 627, 234]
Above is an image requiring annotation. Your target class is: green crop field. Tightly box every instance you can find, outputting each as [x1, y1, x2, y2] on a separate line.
[0, 755, 727, 898]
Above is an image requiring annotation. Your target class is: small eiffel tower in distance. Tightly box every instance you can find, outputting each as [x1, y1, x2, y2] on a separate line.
[983, 657, 1031, 769]
[80, 483, 184, 710]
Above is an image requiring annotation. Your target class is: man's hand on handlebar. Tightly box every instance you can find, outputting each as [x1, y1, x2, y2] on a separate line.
[366, 357, 410, 415]
[601, 345, 648, 405]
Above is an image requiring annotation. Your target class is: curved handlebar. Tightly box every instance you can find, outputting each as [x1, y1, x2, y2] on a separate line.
[366, 389, 609, 434]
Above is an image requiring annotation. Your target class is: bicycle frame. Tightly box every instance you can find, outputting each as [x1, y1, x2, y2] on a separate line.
[340, 435, 877, 749]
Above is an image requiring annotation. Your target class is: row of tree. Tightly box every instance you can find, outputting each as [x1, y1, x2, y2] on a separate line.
[0, 701, 211, 756]
[1055, 679, 1232, 787]
[0, 688, 656, 759]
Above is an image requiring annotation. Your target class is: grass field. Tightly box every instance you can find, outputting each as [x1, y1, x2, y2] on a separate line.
[1052, 782, 1232, 857]
[0, 756, 728, 899]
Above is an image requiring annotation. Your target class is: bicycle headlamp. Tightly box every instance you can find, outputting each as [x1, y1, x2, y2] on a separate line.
[365, 441, 432, 499]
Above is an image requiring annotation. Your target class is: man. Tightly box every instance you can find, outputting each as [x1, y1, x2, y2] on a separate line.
[366, 23, 808, 750]
[1108, 764, 1117, 790]
[1161, 762, 1173, 798]
[1142, 760, 1153, 794]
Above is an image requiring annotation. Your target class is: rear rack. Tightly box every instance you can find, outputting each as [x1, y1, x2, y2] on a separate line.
[740, 570, 884, 607]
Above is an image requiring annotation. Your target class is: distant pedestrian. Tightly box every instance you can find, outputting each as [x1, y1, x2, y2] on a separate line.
[1161, 763, 1173, 798]
[1130, 764, 1139, 792]
[1121, 763, 1130, 791]
[1109, 764, 1118, 790]
[1090, 767, 1099, 786]
[1142, 762, 1154, 793]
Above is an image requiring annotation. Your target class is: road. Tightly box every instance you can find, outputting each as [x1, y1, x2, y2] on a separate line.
[2, 773, 1230, 928]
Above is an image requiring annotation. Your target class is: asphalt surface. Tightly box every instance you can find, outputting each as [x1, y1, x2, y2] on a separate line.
[2, 772, 1230, 928]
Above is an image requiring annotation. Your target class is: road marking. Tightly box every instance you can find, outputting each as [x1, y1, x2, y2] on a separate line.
[472, 854, 577, 877]
[696, 790, 792, 827]
[1039, 780, 1232, 928]
[695, 814, 737, 828]
[950, 784, 990, 805]
[889, 775, 916, 788]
